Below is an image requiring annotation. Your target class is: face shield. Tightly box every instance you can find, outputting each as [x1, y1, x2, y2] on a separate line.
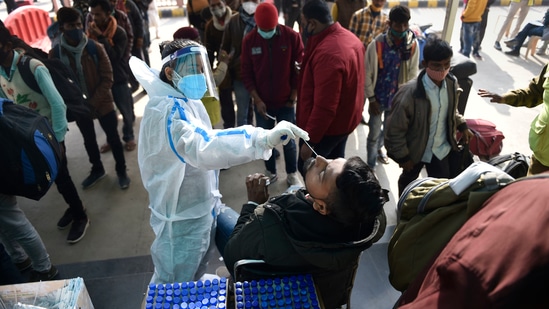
[161, 45, 218, 100]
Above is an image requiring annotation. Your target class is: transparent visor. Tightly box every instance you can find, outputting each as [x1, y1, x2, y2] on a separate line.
[161, 45, 218, 100]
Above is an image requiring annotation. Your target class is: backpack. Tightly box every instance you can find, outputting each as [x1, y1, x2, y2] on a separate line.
[0, 98, 62, 200]
[17, 52, 93, 123]
[462, 118, 505, 160]
[387, 161, 515, 292]
[488, 152, 530, 179]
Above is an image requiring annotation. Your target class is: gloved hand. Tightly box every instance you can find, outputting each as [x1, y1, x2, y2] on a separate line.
[266, 121, 309, 148]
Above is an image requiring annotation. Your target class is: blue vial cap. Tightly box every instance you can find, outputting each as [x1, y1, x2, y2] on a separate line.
[180, 303, 188, 309]
[260, 295, 267, 301]
[190, 294, 197, 302]
[165, 296, 173, 303]
[146, 296, 153, 303]
[252, 300, 259, 307]
[235, 282, 242, 289]
[173, 282, 180, 289]
[165, 283, 172, 289]
[174, 289, 182, 297]
[301, 296, 308, 302]
[282, 277, 289, 284]
[235, 288, 243, 295]
[174, 297, 181, 304]
[145, 304, 153, 309]
[220, 277, 227, 283]
[244, 289, 251, 295]
[274, 278, 281, 285]
[209, 297, 217, 305]
[284, 290, 290, 297]
[201, 306, 208, 309]
[212, 278, 219, 285]
[155, 304, 162, 309]
[182, 289, 189, 296]
[218, 295, 226, 303]
[163, 303, 170, 309]
[166, 289, 174, 296]
[156, 284, 165, 290]
[218, 303, 225, 309]
[148, 289, 156, 297]
[303, 303, 310, 309]
[181, 282, 188, 289]
[173, 305, 180, 309]
[197, 287, 204, 294]
[236, 295, 243, 302]
[155, 296, 163, 303]
[204, 280, 211, 286]
[277, 299, 285, 307]
[292, 290, 299, 296]
[201, 298, 209, 305]
[182, 295, 189, 303]
[261, 302, 268, 309]
[275, 292, 282, 299]
[195, 301, 202, 308]
[266, 279, 273, 286]
[205, 286, 212, 293]
[295, 303, 302, 309]
[267, 287, 274, 293]
[258, 279, 265, 286]
[149, 283, 156, 290]
[188, 303, 195, 309]
[269, 300, 276, 307]
[285, 298, 292, 305]
[219, 289, 226, 296]
[290, 276, 297, 282]
[237, 302, 244, 308]
[197, 281, 203, 288]
[300, 289, 307, 295]
[251, 287, 258, 295]
[210, 291, 217, 298]
[243, 281, 249, 288]
[158, 290, 165, 296]
[259, 287, 266, 294]
[267, 294, 274, 301]
[275, 285, 282, 292]
[245, 301, 252, 308]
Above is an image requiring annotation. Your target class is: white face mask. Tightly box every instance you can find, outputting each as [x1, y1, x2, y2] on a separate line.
[211, 5, 226, 18]
[241, 1, 258, 15]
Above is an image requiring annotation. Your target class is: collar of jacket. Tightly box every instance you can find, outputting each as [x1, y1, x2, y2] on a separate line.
[306, 22, 341, 49]
[212, 6, 233, 31]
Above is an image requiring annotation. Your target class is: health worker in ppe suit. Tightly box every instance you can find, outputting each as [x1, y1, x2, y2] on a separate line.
[129, 39, 310, 284]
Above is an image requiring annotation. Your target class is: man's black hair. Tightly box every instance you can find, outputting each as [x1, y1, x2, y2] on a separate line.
[89, 0, 112, 14]
[301, 0, 332, 24]
[159, 39, 201, 84]
[389, 5, 410, 24]
[57, 7, 84, 26]
[423, 38, 453, 62]
[0, 20, 13, 46]
[326, 157, 388, 226]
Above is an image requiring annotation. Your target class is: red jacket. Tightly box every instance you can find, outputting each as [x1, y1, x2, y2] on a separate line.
[241, 25, 303, 109]
[297, 23, 365, 143]
[399, 174, 549, 309]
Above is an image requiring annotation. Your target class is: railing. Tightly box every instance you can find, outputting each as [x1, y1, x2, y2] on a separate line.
[155, 0, 183, 7]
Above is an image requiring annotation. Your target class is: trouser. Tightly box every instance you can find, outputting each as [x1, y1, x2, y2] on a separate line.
[75, 115, 103, 173]
[219, 87, 235, 129]
[255, 106, 298, 175]
[0, 194, 52, 273]
[496, 0, 531, 42]
[112, 82, 135, 142]
[0, 243, 25, 284]
[233, 80, 251, 126]
[56, 141, 87, 219]
[367, 109, 390, 168]
[511, 23, 544, 52]
[99, 110, 127, 174]
[461, 22, 480, 57]
[398, 154, 450, 196]
[473, 7, 490, 54]
[297, 134, 349, 177]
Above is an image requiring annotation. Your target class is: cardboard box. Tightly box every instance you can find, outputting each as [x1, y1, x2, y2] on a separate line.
[0, 277, 94, 309]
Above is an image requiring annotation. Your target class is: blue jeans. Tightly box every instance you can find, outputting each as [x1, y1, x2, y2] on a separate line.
[232, 80, 251, 126]
[255, 106, 298, 174]
[112, 82, 135, 142]
[367, 109, 390, 168]
[215, 205, 239, 257]
[511, 22, 544, 52]
[461, 22, 480, 57]
[0, 243, 25, 284]
[0, 194, 52, 273]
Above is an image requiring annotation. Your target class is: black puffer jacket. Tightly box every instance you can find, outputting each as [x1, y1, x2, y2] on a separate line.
[224, 189, 385, 308]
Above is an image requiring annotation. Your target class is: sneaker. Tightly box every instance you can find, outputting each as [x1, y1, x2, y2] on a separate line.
[67, 218, 90, 244]
[265, 170, 278, 184]
[286, 172, 303, 187]
[15, 257, 32, 272]
[505, 49, 520, 57]
[117, 172, 131, 190]
[81, 169, 106, 189]
[57, 208, 73, 230]
[29, 265, 59, 282]
[377, 150, 390, 164]
[494, 41, 502, 51]
[472, 53, 483, 61]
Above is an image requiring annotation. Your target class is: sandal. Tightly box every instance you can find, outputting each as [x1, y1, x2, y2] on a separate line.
[99, 143, 111, 153]
[125, 140, 137, 151]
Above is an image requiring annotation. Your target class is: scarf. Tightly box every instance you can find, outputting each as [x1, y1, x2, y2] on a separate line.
[212, 7, 232, 31]
[87, 15, 118, 46]
[59, 34, 89, 97]
[239, 6, 256, 36]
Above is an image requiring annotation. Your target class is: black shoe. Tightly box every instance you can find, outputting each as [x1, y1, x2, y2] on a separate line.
[15, 257, 32, 272]
[57, 208, 73, 230]
[504, 38, 517, 48]
[81, 169, 106, 189]
[30, 265, 59, 282]
[505, 49, 520, 56]
[67, 218, 90, 244]
[473, 52, 483, 60]
[118, 172, 131, 190]
[494, 41, 502, 51]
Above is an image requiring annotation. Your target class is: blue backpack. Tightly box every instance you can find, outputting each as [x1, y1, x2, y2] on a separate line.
[0, 99, 62, 200]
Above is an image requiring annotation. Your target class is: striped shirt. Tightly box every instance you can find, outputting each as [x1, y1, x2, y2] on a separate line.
[349, 6, 388, 48]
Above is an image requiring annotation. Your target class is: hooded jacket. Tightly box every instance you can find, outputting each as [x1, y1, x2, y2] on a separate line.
[224, 189, 384, 308]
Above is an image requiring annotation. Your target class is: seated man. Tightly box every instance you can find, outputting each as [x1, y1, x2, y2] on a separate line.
[220, 156, 389, 309]
[504, 8, 549, 56]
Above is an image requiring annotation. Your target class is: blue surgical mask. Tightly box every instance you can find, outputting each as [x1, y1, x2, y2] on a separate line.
[390, 28, 407, 39]
[64, 28, 84, 43]
[172, 71, 207, 100]
[258, 28, 276, 40]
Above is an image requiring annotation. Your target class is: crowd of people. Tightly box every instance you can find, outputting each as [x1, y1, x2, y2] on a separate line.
[2, 0, 549, 307]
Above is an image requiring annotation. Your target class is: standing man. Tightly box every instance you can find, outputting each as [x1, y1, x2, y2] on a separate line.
[0, 26, 90, 244]
[364, 5, 418, 169]
[494, 0, 533, 51]
[331, 0, 367, 30]
[478, 63, 549, 175]
[297, 0, 365, 175]
[385, 38, 473, 195]
[221, 0, 261, 126]
[204, 0, 235, 128]
[88, 0, 137, 152]
[503, 9, 549, 56]
[241, 2, 304, 185]
[349, 0, 388, 49]
[460, 0, 488, 58]
[52, 7, 130, 190]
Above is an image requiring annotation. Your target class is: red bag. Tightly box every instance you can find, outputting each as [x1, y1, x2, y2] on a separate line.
[461, 119, 504, 160]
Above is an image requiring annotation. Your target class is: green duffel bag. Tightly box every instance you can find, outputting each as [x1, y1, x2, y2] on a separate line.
[388, 162, 514, 292]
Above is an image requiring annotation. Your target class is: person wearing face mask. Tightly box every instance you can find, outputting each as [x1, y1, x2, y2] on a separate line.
[129, 39, 309, 284]
[385, 38, 474, 195]
[364, 5, 419, 170]
[51, 7, 130, 192]
[241, 2, 304, 186]
[221, 0, 261, 127]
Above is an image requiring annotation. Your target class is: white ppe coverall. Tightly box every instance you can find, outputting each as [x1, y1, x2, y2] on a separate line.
[130, 57, 274, 284]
